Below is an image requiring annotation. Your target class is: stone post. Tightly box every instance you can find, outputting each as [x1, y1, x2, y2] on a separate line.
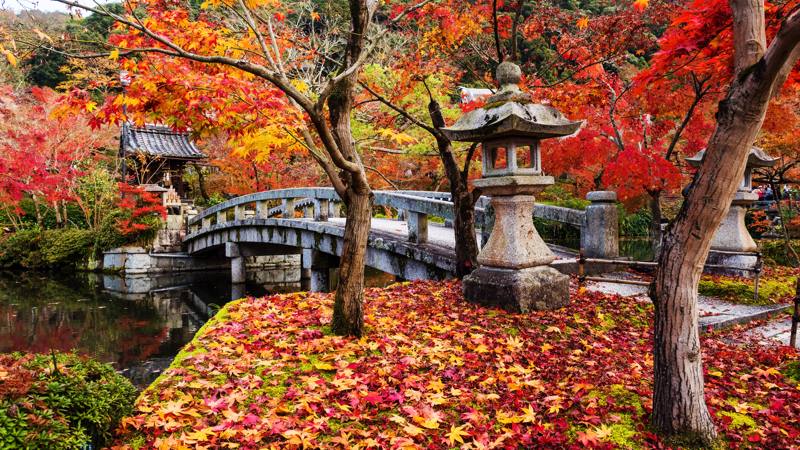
[226, 242, 246, 284]
[315, 199, 329, 221]
[581, 191, 619, 258]
[407, 211, 428, 244]
[329, 202, 341, 218]
[256, 201, 269, 219]
[234, 204, 245, 221]
[303, 204, 314, 218]
[282, 198, 295, 218]
[231, 283, 245, 301]
[216, 210, 226, 225]
[301, 249, 334, 292]
[202, 216, 212, 229]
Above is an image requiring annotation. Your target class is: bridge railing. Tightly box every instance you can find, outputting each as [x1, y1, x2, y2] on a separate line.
[188, 188, 617, 257]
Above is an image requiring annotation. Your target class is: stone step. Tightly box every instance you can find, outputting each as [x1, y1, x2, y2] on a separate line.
[743, 317, 800, 349]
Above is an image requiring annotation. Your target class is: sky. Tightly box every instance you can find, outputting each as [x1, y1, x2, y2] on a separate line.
[3, 0, 110, 13]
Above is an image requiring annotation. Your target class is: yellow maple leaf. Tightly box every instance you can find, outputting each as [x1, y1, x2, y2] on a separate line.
[447, 424, 470, 445]
[414, 415, 440, 429]
[576, 17, 589, 30]
[109, 49, 120, 61]
[521, 405, 537, 423]
[633, 0, 649, 10]
[3, 50, 17, 67]
[403, 424, 424, 436]
[594, 424, 614, 440]
[313, 361, 335, 371]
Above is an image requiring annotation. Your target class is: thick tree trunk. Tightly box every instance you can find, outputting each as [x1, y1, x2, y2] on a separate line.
[651, 4, 800, 442]
[331, 186, 372, 336]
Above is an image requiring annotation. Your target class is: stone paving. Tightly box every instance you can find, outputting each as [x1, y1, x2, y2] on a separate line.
[584, 272, 795, 347]
[744, 318, 800, 349]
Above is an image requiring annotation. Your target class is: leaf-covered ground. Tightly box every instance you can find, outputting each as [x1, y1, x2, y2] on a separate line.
[114, 281, 800, 449]
[698, 266, 798, 306]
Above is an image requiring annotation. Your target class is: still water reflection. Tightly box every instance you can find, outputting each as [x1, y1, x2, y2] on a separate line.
[0, 267, 393, 388]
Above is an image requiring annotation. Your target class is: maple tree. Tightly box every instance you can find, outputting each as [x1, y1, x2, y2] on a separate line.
[0, 85, 116, 230]
[643, 0, 800, 443]
[51, 0, 436, 337]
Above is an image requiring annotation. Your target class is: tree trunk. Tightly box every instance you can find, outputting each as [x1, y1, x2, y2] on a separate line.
[649, 191, 663, 259]
[32, 195, 43, 228]
[331, 186, 372, 337]
[53, 201, 64, 228]
[651, 4, 800, 442]
[452, 190, 480, 276]
[429, 100, 479, 277]
[194, 164, 210, 202]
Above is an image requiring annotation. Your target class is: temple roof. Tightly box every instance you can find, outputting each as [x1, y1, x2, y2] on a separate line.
[442, 62, 582, 142]
[122, 124, 207, 160]
[686, 147, 778, 168]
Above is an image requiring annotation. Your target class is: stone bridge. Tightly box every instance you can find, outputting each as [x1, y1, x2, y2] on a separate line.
[183, 188, 619, 290]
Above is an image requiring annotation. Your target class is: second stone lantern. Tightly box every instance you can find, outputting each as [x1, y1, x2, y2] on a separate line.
[442, 61, 581, 312]
[686, 147, 777, 276]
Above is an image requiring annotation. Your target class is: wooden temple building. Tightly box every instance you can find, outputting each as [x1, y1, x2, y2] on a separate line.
[120, 124, 207, 199]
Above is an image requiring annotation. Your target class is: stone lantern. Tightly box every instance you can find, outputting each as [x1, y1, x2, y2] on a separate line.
[442, 61, 581, 312]
[686, 147, 777, 275]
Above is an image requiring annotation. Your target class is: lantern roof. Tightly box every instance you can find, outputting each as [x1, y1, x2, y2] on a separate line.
[686, 147, 778, 168]
[442, 61, 582, 142]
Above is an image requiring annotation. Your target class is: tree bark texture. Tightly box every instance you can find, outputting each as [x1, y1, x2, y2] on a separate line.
[652, 1, 800, 443]
[327, 0, 372, 337]
[429, 100, 479, 277]
[649, 191, 663, 258]
[331, 185, 372, 336]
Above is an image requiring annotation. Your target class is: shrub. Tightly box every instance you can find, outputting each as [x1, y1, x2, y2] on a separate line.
[0, 229, 98, 269]
[115, 183, 166, 246]
[0, 352, 137, 449]
[620, 207, 652, 237]
[0, 229, 40, 269]
[759, 239, 800, 267]
[40, 229, 95, 267]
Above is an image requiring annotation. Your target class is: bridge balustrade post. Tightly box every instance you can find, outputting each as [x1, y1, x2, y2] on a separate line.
[329, 202, 342, 218]
[407, 211, 428, 244]
[226, 242, 246, 284]
[234, 204, 245, 221]
[315, 199, 329, 221]
[282, 199, 295, 218]
[256, 201, 269, 219]
[303, 204, 314, 218]
[216, 210, 226, 225]
[202, 216, 212, 229]
[581, 191, 619, 258]
[301, 249, 334, 292]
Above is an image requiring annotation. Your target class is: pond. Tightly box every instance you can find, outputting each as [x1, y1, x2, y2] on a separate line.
[0, 266, 394, 388]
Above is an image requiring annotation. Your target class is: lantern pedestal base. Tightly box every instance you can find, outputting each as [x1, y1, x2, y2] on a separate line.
[463, 265, 569, 312]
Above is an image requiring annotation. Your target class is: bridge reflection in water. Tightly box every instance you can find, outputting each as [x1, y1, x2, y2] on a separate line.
[0, 265, 393, 388]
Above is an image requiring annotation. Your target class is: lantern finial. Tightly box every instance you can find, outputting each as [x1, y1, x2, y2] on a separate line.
[496, 61, 522, 88]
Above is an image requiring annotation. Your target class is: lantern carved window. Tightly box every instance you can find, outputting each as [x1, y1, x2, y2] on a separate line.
[482, 139, 541, 177]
